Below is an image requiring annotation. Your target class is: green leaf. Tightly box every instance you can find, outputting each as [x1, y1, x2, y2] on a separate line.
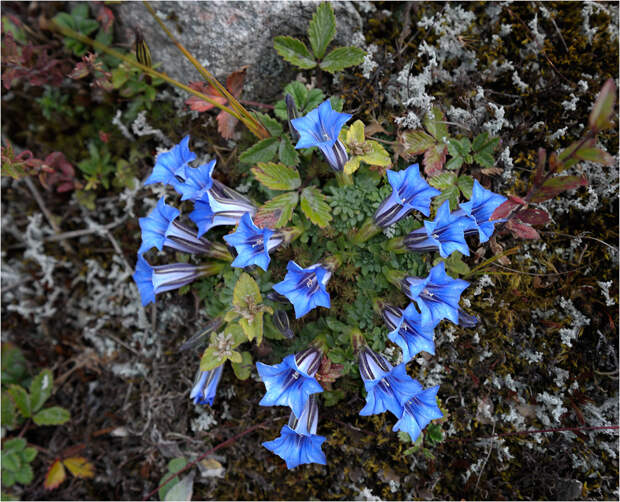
[29, 369, 53, 413]
[70, 3, 90, 20]
[273, 36, 317, 69]
[199, 347, 225, 371]
[423, 106, 449, 142]
[231, 351, 253, 380]
[239, 137, 279, 164]
[401, 130, 436, 155]
[358, 141, 392, 167]
[21, 448, 37, 463]
[164, 474, 193, 502]
[32, 406, 70, 426]
[345, 120, 366, 144]
[323, 389, 345, 407]
[300, 187, 332, 227]
[433, 185, 460, 210]
[14, 464, 33, 485]
[8, 385, 30, 418]
[3, 470, 17, 488]
[319, 46, 366, 73]
[472, 131, 490, 152]
[429, 172, 457, 191]
[457, 175, 474, 199]
[233, 273, 262, 310]
[307, 89, 326, 111]
[283, 81, 308, 110]
[2, 439, 26, 454]
[168, 458, 187, 473]
[1, 453, 21, 473]
[589, 78, 617, 131]
[1, 344, 28, 386]
[251, 162, 301, 191]
[1, 393, 16, 429]
[445, 156, 463, 170]
[435, 251, 470, 277]
[256, 192, 299, 227]
[574, 146, 615, 166]
[343, 157, 361, 175]
[423, 143, 447, 176]
[308, 2, 336, 59]
[278, 136, 300, 167]
[159, 458, 187, 501]
[473, 151, 494, 168]
[254, 112, 283, 137]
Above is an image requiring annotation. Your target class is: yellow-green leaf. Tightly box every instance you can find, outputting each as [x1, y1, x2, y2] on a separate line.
[33, 406, 70, 426]
[240, 312, 264, 345]
[228, 350, 242, 364]
[8, 385, 30, 418]
[231, 351, 253, 380]
[359, 141, 391, 166]
[232, 273, 262, 310]
[63, 457, 94, 479]
[199, 347, 225, 372]
[300, 186, 332, 227]
[251, 162, 300, 191]
[44, 459, 66, 490]
[343, 157, 361, 175]
[346, 120, 365, 144]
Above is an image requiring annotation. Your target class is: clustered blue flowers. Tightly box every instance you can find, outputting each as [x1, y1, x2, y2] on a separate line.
[133, 98, 507, 470]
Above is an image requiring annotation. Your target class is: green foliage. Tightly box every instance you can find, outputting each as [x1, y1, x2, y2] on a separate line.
[274, 81, 325, 120]
[36, 87, 81, 120]
[158, 457, 188, 501]
[77, 140, 115, 190]
[300, 186, 332, 227]
[340, 120, 391, 175]
[1, 438, 37, 489]
[251, 163, 300, 191]
[53, 3, 100, 57]
[273, 2, 366, 73]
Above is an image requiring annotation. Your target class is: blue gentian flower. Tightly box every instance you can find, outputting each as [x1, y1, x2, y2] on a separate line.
[291, 99, 351, 172]
[358, 347, 422, 418]
[257, 347, 323, 418]
[401, 262, 470, 326]
[454, 179, 507, 243]
[263, 396, 326, 469]
[190, 364, 224, 406]
[393, 384, 443, 442]
[273, 261, 331, 319]
[176, 160, 216, 202]
[382, 304, 437, 363]
[132, 255, 210, 306]
[144, 135, 195, 187]
[189, 180, 257, 238]
[403, 200, 471, 258]
[138, 197, 230, 257]
[458, 308, 479, 328]
[223, 213, 283, 271]
[374, 164, 440, 228]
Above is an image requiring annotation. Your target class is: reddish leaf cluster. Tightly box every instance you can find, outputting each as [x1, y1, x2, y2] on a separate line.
[68, 52, 113, 91]
[1, 32, 69, 90]
[315, 355, 344, 390]
[39, 152, 81, 193]
[185, 67, 247, 139]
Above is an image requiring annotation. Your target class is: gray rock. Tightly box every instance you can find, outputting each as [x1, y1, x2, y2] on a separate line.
[116, 1, 363, 102]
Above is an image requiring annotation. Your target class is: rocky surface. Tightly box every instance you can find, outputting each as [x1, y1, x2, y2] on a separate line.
[117, 1, 364, 101]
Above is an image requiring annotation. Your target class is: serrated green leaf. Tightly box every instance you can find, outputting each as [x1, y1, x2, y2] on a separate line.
[239, 137, 279, 164]
[14, 464, 33, 485]
[308, 2, 336, 59]
[254, 112, 283, 137]
[1, 393, 16, 429]
[457, 175, 474, 199]
[21, 448, 37, 463]
[306, 89, 326, 111]
[32, 406, 70, 426]
[256, 192, 299, 227]
[423, 106, 449, 142]
[329, 95, 344, 112]
[231, 351, 253, 380]
[251, 162, 301, 191]
[473, 151, 495, 168]
[300, 187, 332, 227]
[2, 439, 26, 454]
[401, 130, 436, 155]
[319, 46, 366, 73]
[429, 172, 457, 190]
[589, 78, 616, 131]
[233, 273, 262, 310]
[3, 469, 17, 487]
[70, 3, 90, 19]
[284, 81, 309, 110]
[8, 385, 30, 418]
[472, 131, 489, 152]
[445, 156, 463, 170]
[29, 369, 53, 413]
[278, 136, 300, 167]
[1, 344, 28, 386]
[433, 185, 460, 210]
[273, 36, 317, 69]
[1, 453, 21, 473]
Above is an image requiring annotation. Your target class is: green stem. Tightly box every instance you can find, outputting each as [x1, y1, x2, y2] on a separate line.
[335, 171, 353, 187]
[49, 20, 247, 125]
[350, 217, 382, 245]
[142, 1, 269, 139]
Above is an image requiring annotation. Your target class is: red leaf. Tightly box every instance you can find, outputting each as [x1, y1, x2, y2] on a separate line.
[515, 207, 550, 226]
[490, 197, 524, 220]
[506, 220, 540, 239]
[216, 110, 240, 139]
[96, 5, 115, 32]
[423, 143, 447, 177]
[186, 81, 226, 112]
[530, 175, 588, 203]
[224, 66, 248, 99]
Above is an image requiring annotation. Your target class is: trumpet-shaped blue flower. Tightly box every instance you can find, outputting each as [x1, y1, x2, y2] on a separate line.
[263, 396, 326, 469]
[454, 179, 507, 243]
[257, 347, 323, 418]
[176, 160, 216, 202]
[374, 164, 440, 227]
[132, 255, 207, 306]
[273, 261, 331, 319]
[190, 364, 224, 406]
[403, 200, 471, 258]
[144, 135, 195, 187]
[223, 213, 282, 271]
[382, 303, 437, 363]
[401, 262, 469, 326]
[291, 99, 351, 171]
[393, 384, 443, 442]
[138, 197, 224, 256]
[358, 347, 422, 418]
